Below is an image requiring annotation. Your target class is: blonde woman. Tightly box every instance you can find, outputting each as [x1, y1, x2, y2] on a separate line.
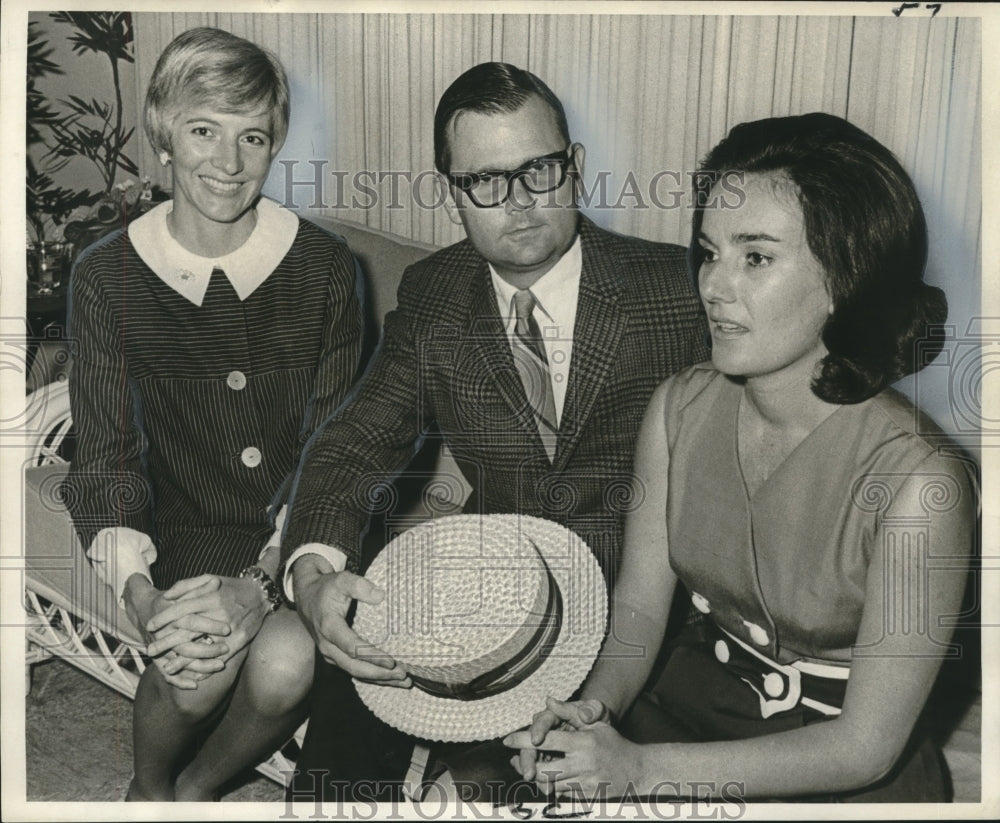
[66, 27, 363, 800]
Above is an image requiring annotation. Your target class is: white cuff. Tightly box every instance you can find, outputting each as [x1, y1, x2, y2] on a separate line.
[258, 504, 288, 561]
[86, 527, 157, 605]
[282, 544, 347, 603]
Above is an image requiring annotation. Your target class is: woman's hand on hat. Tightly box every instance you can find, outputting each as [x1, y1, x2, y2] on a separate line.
[294, 565, 411, 686]
[505, 696, 610, 781]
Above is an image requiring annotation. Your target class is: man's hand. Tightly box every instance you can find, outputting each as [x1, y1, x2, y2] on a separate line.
[293, 555, 410, 686]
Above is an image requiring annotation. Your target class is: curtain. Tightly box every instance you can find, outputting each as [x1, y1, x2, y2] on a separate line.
[132, 13, 981, 431]
[132, 13, 980, 253]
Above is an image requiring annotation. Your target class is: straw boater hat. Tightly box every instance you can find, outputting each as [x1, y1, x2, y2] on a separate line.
[352, 514, 608, 742]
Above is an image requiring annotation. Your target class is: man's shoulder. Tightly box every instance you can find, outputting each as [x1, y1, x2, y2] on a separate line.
[580, 220, 699, 320]
[582, 218, 687, 261]
[405, 237, 481, 276]
[401, 219, 690, 280]
[379, 238, 484, 325]
[395, 238, 484, 307]
[580, 218, 691, 286]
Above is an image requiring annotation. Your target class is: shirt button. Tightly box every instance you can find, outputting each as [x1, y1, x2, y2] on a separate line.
[227, 370, 247, 391]
[691, 592, 711, 614]
[763, 672, 785, 698]
[714, 639, 730, 664]
[743, 620, 770, 647]
[241, 446, 262, 468]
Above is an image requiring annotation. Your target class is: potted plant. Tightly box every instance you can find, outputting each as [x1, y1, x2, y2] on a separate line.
[40, 12, 139, 196]
[26, 20, 94, 292]
[26, 12, 164, 291]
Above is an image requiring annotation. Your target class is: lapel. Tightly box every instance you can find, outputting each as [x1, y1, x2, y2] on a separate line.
[463, 259, 540, 437]
[458, 218, 628, 464]
[555, 218, 627, 469]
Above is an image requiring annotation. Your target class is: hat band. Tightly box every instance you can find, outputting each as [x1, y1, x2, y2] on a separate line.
[408, 564, 564, 701]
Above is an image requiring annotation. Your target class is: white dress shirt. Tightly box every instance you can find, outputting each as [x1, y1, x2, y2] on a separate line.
[489, 236, 581, 425]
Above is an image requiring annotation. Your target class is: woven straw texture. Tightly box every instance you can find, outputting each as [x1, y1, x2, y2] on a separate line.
[353, 514, 607, 742]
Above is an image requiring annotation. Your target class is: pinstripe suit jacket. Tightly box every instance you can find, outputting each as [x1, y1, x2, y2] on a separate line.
[283, 216, 708, 582]
[65, 217, 363, 588]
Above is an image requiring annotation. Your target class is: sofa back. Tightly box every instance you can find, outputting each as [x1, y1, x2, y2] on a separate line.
[311, 215, 439, 334]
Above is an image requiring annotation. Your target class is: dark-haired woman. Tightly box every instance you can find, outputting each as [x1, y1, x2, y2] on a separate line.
[506, 113, 976, 801]
[65, 27, 362, 800]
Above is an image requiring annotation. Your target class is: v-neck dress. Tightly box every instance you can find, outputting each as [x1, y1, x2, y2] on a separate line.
[630, 362, 976, 800]
[65, 203, 363, 588]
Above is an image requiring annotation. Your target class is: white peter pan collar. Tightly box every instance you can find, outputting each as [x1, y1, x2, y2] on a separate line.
[128, 197, 298, 306]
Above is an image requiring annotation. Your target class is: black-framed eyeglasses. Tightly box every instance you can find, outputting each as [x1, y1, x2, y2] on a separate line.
[447, 146, 575, 208]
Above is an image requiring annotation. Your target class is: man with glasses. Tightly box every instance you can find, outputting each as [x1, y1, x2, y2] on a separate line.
[279, 62, 707, 800]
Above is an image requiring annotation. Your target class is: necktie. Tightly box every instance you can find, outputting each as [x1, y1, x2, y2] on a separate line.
[511, 289, 558, 461]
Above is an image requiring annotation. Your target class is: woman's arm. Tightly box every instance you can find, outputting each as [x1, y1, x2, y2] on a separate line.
[515, 451, 977, 800]
[580, 379, 678, 718]
[64, 250, 154, 550]
[296, 241, 365, 447]
[65, 255, 238, 683]
[513, 380, 679, 779]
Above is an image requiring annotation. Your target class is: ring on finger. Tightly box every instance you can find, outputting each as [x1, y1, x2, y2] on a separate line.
[197, 634, 214, 645]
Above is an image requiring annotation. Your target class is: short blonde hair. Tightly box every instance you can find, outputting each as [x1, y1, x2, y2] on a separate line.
[144, 27, 290, 156]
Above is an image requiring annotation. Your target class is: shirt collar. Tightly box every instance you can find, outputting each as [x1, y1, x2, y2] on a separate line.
[490, 235, 582, 326]
[127, 196, 298, 306]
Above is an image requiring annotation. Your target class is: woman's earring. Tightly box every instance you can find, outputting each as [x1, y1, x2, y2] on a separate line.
[159, 152, 170, 166]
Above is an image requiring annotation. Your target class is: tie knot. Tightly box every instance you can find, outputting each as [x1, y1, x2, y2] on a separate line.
[513, 289, 537, 322]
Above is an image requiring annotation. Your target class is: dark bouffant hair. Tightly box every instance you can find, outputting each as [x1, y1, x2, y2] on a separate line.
[433, 62, 570, 175]
[689, 112, 947, 404]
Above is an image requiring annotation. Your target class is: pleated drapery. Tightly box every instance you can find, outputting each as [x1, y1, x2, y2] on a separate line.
[132, 11, 981, 385]
[133, 14, 978, 243]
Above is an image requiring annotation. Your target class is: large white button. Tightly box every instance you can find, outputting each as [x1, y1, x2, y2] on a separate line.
[241, 446, 262, 468]
[227, 370, 247, 391]
[714, 639, 730, 664]
[691, 592, 711, 614]
[743, 620, 770, 647]
[763, 673, 784, 698]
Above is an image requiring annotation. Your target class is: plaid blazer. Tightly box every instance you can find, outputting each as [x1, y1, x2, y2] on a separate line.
[283, 216, 708, 583]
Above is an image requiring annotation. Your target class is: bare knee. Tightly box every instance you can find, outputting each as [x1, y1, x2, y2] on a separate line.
[242, 610, 314, 716]
[142, 661, 236, 723]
